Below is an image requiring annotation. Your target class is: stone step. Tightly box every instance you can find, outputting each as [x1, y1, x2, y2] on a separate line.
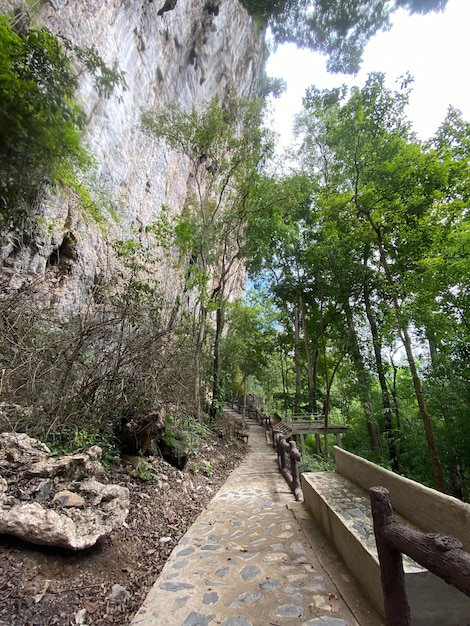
[302, 471, 470, 626]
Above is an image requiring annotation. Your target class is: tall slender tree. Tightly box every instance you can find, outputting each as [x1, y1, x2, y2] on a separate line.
[142, 97, 273, 420]
[294, 73, 455, 488]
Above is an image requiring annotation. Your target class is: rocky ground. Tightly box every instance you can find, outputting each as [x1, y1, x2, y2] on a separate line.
[0, 431, 246, 626]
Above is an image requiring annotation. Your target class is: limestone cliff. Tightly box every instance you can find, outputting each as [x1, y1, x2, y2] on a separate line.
[0, 0, 266, 315]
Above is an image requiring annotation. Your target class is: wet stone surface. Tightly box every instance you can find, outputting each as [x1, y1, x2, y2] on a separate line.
[304, 472, 424, 573]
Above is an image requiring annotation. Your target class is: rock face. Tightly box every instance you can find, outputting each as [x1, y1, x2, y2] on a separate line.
[0, 433, 130, 550]
[0, 0, 266, 316]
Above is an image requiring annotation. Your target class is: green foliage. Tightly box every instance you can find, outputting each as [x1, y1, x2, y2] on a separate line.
[189, 460, 200, 474]
[125, 456, 158, 481]
[165, 412, 211, 454]
[62, 36, 126, 99]
[202, 460, 213, 476]
[298, 450, 335, 473]
[220, 292, 278, 400]
[190, 459, 213, 476]
[242, 0, 447, 73]
[142, 96, 275, 419]
[0, 11, 125, 230]
[46, 428, 120, 471]
[259, 75, 287, 99]
[246, 69, 470, 496]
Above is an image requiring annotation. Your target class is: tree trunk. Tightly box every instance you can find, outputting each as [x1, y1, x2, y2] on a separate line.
[242, 370, 247, 426]
[363, 275, 400, 471]
[426, 331, 462, 497]
[322, 347, 347, 462]
[313, 347, 319, 407]
[427, 331, 439, 368]
[401, 324, 445, 491]
[371, 224, 445, 492]
[318, 296, 348, 461]
[294, 303, 302, 413]
[299, 291, 318, 413]
[389, 350, 402, 431]
[210, 304, 223, 421]
[345, 303, 381, 453]
[318, 297, 329, 460]
[194, 306, 206, 423]
[280, 348, 288, 398]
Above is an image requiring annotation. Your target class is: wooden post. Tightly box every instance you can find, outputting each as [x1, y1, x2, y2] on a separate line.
[277, 433, 287, 473]
[289, 440, 303, 501]
[370, 486, 411, 626]
[272, 426, 279, 448]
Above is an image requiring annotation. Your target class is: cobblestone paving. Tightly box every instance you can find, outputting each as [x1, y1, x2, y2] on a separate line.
[131, 417, 360, 626]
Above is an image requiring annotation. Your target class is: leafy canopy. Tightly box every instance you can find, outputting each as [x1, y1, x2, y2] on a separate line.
[241, 0, 448, 73]
[0, 12, 126, 229]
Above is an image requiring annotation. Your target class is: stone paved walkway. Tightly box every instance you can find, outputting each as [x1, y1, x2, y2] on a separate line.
[131, 412, 383, 626]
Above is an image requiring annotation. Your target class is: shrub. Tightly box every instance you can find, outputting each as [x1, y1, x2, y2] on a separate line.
[0, 11, 125, 230]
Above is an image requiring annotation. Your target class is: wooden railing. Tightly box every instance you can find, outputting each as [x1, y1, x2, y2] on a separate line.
[229, 402, 303, 501]
[272, 429, 303, 502]
[370, 486, 470, 626]
[268, 414, 347, 456]
[230, 400, 270, 426]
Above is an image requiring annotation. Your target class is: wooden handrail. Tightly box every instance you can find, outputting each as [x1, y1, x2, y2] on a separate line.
[370, 486, 470, 626]
[228, 404, 303, 500]
[273, 429, 303, 501]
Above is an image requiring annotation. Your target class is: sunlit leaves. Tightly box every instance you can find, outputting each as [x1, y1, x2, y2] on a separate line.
[0, 12, 125, 228]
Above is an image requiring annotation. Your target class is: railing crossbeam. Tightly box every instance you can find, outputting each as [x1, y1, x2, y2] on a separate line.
[273, 429, 303, 501]
[370, 486, 470, 626]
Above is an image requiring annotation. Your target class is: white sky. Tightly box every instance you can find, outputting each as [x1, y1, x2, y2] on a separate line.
[266, 0, 470, 145]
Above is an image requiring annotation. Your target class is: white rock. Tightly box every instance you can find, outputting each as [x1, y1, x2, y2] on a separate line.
[74, 608, 88, 625]
[109, 583, 130, 604]
[0, 433, 129, 550]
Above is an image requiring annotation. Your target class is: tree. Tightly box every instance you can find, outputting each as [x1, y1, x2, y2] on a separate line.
[142, 96, 273, 420]
[220, 295, 276, 410]
[241, 0, 448, 73]
[294, 73, 459, 489]
[246, 172, 328, 414]
[0, 12, 125, 230]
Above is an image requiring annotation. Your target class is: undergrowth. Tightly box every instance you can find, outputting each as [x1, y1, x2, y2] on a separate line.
[46, 428, 120, 471]
[299, 450, 336, 473]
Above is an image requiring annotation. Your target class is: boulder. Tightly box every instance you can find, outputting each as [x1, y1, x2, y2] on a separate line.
[0, 431, 50, 466]
[0, 432, 129, 550]
[157, 428, 189, 470]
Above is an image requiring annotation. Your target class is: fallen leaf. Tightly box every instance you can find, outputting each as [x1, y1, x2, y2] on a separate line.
[34, 580, 51, 604]
[84, 600, 99, 614]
